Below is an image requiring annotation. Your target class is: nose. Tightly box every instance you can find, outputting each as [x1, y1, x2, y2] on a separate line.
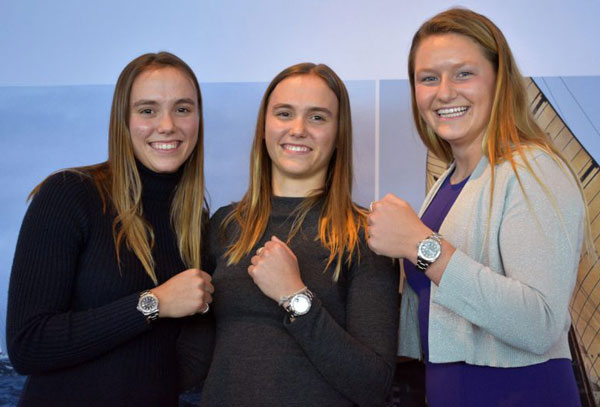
[290, 117, 306, 138]
[437, 76, 457, 102]
[157, 112, 175, 134]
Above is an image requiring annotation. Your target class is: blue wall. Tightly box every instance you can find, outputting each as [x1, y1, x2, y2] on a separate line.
[1, 0, 600, 353]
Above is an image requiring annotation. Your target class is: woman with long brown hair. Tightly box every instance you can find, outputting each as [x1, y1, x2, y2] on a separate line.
[197, 62, 399, 406]
[368, 8, 588, 407]
[6, 52, 213, 406]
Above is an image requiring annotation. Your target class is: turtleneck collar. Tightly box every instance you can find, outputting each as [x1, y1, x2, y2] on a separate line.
[135, 160, 183, 202]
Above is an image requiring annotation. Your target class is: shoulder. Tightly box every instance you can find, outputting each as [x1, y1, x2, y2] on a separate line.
[31, 169, 99, 209]
[497, 148, 584, 217]
[498, 148, 579, 192]
[209, 203, 237, 226]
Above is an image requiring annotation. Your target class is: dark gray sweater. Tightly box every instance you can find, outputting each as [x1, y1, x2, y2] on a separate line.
[199, 197, 399, 407]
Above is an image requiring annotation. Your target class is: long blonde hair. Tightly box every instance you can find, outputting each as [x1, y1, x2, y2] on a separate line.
[223, 63, 366, 280]
[30, 52, 206, 284]
[408, 7, 593, 252]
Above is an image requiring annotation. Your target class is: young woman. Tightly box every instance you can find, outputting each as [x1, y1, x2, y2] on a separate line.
[198, 63, 399, 406]
[367, 8, 587, 407]
[6, 52, 213, 407]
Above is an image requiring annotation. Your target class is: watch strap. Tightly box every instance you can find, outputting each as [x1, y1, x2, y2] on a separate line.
[283, 288, 313, 318]
[416, 233, 442, 272]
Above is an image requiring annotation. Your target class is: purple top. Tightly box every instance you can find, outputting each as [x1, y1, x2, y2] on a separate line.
[404, 172, 581, 407]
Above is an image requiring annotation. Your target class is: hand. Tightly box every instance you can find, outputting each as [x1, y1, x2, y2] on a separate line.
[248, 236, 305, 303]
[367, 193, 431, 260]
[152, 268, 214, 318]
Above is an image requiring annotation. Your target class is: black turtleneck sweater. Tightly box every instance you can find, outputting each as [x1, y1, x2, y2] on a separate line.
[6, 164, 191, 406]
[198, 198, 399, 407]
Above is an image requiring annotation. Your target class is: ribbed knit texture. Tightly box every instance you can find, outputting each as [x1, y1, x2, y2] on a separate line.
[198, 197, 399, 407]
[6, 163, 188, 407]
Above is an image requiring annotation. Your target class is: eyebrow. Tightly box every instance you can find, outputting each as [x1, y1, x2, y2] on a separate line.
[272, 103, 334, 116]
[416, 61, 476, 73]
[132, 98, 196, 108]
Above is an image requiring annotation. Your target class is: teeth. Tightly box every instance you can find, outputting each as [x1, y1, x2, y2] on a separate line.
[284, 144, 310, 152]
[437, 106, 468, 118]
[151, 142, 179, 150]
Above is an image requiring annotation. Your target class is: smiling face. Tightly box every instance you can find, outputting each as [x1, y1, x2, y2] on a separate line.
[128, 67, 200, 173]
[265, 74, 339, 196]
[414, 33, 496, 154]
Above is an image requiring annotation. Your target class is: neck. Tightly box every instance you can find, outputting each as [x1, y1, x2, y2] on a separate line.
[450, 140, 483, 184]
[271, 171, 326, 198]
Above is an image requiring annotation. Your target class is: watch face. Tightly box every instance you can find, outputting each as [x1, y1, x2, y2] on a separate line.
[140, 295, 158, 312]
[418, 239, 441, 262]
[290, 294, 311, 315]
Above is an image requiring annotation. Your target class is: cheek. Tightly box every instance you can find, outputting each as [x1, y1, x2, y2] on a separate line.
[320, 126, 338, 158]
[181, 119, 200, 143]
[264, 117, 282, 151]
[414, 87, 433, 117]
[129, 118, 153, 141]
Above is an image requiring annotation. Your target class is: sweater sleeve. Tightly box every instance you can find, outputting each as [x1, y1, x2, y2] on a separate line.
[6, 172, 150, 374]
[284, 238, 400, 407]
[176, 210, 216, 391]
[433, 154, 585, 355]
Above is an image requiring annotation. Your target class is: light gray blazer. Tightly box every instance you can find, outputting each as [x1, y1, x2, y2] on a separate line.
[398, 148, 585, 367]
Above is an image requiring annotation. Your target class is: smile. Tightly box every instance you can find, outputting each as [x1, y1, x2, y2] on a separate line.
[436, 106, 469, 118]
[150, 141, 180, 151]
[282, 144, 311, 153]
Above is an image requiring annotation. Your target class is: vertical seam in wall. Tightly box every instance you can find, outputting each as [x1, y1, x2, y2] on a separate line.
[374, 79, 380, 201]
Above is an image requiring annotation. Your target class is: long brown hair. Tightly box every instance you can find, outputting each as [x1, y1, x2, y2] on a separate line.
[223, 63, 366, 280]
[408, 7, 592, 252]
[31, 52, 206, 284]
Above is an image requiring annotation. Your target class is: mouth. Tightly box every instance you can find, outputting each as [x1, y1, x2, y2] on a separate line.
[149, 141, 181, 152]
[436, 106, 469, 118]
[281, 143, 311, 153]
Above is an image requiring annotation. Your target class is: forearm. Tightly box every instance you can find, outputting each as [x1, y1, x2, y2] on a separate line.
[7, 292, 149, 374]
[284, 297, 397, 406]
[432, 247, 576, 354]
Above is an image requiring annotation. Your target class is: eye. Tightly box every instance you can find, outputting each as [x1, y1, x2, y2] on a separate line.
[310, 114, 326, 122]
[457, 71, 473, 79]
[419, 75, 438, 84]
[139, 108, 154, 115]
[176, 106, 192, 114]
[275, 110, 292, 119]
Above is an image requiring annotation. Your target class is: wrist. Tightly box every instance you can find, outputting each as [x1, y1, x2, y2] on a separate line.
[280, 287, 313, 320]
[278, 285, 308, 307]
[136, 290, 160, 323]
[416, 232, 442, 272]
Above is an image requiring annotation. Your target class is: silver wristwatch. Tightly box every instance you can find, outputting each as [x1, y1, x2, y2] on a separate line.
[416, 233, 442, 272]
[283, 288, 313, 319]
[137, 290, 159, 322]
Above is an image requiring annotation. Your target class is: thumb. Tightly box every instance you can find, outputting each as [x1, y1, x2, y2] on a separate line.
[271, 235, 295, 256]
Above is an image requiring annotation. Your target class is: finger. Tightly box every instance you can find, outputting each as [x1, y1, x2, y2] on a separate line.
[203, 292, 213, 304]
[370, 200, 376, 212]
[198, 270, 212, 281]
[367, 213, 375, 226]
[203, 281, 215, 294]
[199, 302, 210, 314]
[256, 247, 264, 256]
[271, 235, 296, 257]
[250, 255, 260, 266]
[366, 237, 374, 251]
[383, 193, 399, 202]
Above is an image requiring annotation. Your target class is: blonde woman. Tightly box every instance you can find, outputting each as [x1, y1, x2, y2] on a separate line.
[368, 8, 586, 407]
[6, 52, 213, 407]
[197, 63, 399, 406]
